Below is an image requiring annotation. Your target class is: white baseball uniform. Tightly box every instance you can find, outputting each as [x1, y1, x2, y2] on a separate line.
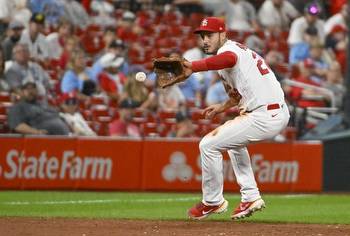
[200, 40, 290, 205]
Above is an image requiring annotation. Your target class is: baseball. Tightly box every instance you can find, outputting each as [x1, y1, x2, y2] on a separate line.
[135, 72, 146, 82]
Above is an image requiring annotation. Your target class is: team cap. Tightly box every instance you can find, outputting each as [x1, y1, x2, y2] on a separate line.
[194, 17, 226, 34]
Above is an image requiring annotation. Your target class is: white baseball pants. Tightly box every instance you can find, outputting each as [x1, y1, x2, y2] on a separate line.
[199, 103, 290, 205]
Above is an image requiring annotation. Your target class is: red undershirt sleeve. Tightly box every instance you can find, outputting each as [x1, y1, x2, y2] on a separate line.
[191, 51, 238, 72]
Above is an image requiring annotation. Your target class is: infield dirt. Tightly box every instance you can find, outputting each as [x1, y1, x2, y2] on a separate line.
[1, 217, 350, 236]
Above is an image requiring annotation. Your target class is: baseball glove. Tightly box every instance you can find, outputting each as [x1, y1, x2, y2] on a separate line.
[153, 56, 187, 88]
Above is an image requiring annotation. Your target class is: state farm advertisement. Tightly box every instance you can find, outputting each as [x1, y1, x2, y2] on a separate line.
[142, 140, 323, 192]
[0, 137, 143, 190]
[0, 137, 322, 192]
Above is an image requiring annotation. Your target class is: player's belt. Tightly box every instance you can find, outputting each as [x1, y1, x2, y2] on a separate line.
[267, 103, 280, 110]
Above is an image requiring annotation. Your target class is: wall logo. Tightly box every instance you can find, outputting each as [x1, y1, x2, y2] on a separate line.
[162, 152, 193, 182]
[0, 149, 113, 180]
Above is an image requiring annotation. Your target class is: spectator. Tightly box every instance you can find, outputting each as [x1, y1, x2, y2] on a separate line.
[103, 39, 129, 75]
[289, 26, 319, 65]
[116, 11, 143, 42]
[222, 0, 259, 31]
[19, 13, 50, 64]
[108, 98, 141, 137]
[12, 0, 32, 29]
[323, 62, 346, 108]
[60, 48, 98, 97]
[59, 92, 96, 136]
[205, 73, 229, 106]
[122, 72, 157, 111]
[58, 35, 78, 70]
[258, 0, 299, 30]
[7, 81, 70, 135]
[5, 44, 51, 98]
[325, 4, 348, 35]
[61, 0, 90, 29]
[168, 111, 196, 138]
[46, 19, 74, 60]
[0, 48, 9, 92]
[158, 85, 186, 112]
[0, 0, 14, 37]
[307, 40, 331, 84]
[264, 50, 285, 81]
[97, 53, 127, 101]
[288, 3, 325, 45]
[30, 0, 65, 27]
[90, 0, 117, 27]
[286, 60, 327, 108]
[1, 20, 24, 61]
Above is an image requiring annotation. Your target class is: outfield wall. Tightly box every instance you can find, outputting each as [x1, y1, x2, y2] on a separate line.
[0, 136, 322, 192]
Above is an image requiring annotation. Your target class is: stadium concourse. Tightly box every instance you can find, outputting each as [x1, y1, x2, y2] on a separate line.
[0, 0, 347, 139]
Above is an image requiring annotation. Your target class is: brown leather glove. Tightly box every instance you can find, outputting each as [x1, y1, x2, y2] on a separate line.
[153, 56, 188, 88]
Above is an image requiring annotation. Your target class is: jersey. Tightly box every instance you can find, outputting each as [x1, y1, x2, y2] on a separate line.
[217, 40, 285, 111]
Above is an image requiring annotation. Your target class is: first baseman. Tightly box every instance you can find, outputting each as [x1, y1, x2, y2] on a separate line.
[178, 17, 291, 220]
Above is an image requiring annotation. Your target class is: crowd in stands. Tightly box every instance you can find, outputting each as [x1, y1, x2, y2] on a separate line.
[0, 0, 347, 140]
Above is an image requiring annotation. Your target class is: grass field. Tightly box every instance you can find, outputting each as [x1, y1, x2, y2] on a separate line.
[0, 191, 349, 224]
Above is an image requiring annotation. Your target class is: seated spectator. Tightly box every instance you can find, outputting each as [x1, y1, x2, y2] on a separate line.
[168, 111, 196, 138]
[7, 81, 70, 135]
[158, 85, 186, 112]
[109, 98, 141, 137]
[286, 60, 327, 108]
[46, 19, 74, 60]
[205, 73, 229, 106]
[265, 50, 285, 81]
[58, 36, 79, 70]
[223, 0, 259, 32]
[0, 0, 14, 36]
[97, 39, 129, 75]
[29, 0, 65, 27]
[60, 48, 98, 97]
[325, 3, 348, 35]
[12, 0, 32, 29]
[323, 62, 346, 108]
[121, 72, 157, 111]
[288, 3, 325, 46]
[19, 13, 50, 65]
[244, 34, 265, 56]
[5, 44, 51, 98]
[307, 40, 332, 84]
[90, 0, 117, 27]
[0, 48, 9, 91]
[289, 26, 319, 65]
[61, 0, 90, 29]
[258, 0, 299, 30]
[59, 92, 96, 136]
[325, 24, 347, 74]
[97, 53, 127, 101]
[116, 11, 143, 42]
[2, 20, 24, 61]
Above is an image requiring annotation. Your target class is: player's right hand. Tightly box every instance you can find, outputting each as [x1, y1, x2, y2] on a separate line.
[202, 104, 223, 119]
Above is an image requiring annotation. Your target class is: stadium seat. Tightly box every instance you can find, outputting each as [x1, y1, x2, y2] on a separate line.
[0, 92, 11, 102]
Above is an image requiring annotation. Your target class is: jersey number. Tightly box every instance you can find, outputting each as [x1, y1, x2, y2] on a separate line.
[236, 43, 270, 76]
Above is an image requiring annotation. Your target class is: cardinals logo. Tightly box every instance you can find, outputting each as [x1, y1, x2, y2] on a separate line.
[201, 19, 208, 26]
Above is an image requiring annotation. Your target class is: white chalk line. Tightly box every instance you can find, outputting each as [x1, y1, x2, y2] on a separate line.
[0, 197, 199, 206]
[0, 194, 314, 206]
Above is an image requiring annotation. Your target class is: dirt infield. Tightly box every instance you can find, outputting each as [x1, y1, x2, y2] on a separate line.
[1, 217, 349, 236]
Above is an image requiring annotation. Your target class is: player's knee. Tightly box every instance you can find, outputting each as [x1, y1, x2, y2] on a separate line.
[199, 136, 213, 153]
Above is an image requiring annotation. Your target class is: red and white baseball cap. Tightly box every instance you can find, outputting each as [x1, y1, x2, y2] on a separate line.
[194, 17, 226, 34]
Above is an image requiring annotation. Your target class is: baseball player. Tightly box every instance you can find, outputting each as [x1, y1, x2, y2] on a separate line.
[180, 17, 290, 220]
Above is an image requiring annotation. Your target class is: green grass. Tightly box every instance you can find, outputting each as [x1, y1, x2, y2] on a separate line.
[0, 191, 349, 224]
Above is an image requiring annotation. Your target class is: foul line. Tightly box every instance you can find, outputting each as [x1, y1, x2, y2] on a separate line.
[0, 194, 314, 206]
[0, 197, 199, 206]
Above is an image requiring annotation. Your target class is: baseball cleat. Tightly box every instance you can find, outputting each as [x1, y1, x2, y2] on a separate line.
[188, 199, 228, 220]
[231, 198, 265, 220]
